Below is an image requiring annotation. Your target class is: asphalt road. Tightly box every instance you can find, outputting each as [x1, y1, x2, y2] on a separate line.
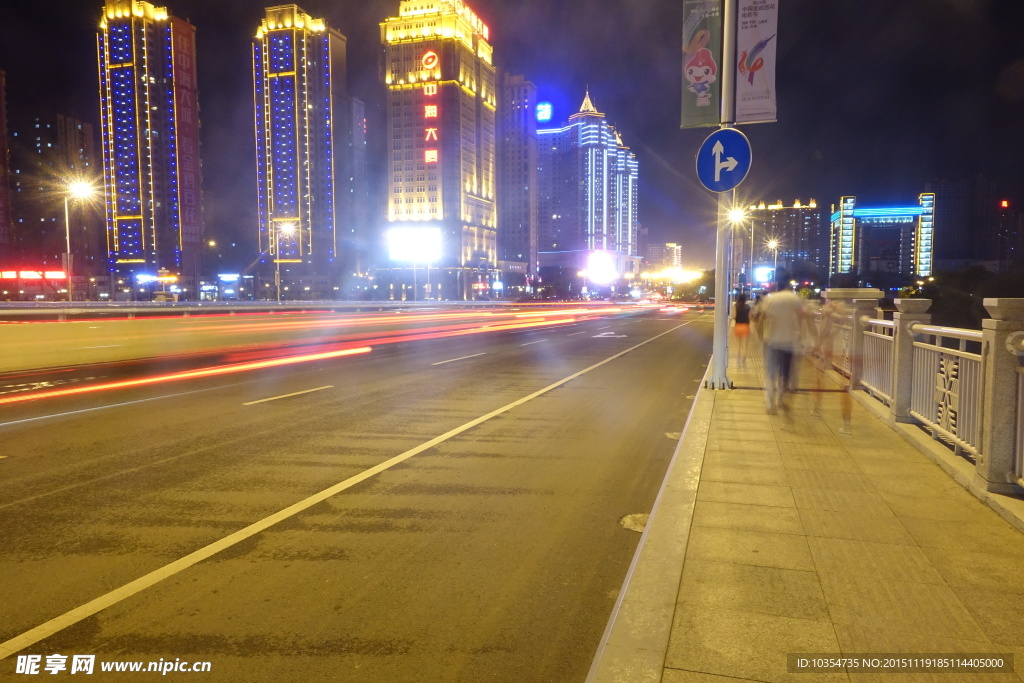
[0, 306, 713, 682]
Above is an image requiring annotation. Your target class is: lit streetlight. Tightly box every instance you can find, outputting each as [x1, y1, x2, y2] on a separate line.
[64, 180, 95, 303]
[728, 208, 754, 294]
[274, 221, 297, 302]
[766, 238, 780, 281]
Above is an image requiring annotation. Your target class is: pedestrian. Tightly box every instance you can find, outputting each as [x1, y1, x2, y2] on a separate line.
[752, 285, 809, 413]
[732, 293, 751, 367]
[812, 298, 853, 435]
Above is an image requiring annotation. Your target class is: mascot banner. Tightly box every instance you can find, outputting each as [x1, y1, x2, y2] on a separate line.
[681, 0, 723, 129]
[735, 0, 778, 124]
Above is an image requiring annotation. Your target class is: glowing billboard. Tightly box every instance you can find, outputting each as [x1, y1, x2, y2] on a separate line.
[587, 251, 619, 285]
[387, 226, 443, 263]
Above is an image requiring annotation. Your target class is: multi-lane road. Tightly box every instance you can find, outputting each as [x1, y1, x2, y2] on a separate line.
[0, 304, 713, 681]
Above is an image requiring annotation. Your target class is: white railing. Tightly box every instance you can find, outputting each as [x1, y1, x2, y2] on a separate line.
[860, 317, 894, 403]
[810, 293, 1024, 496]
[907, 324, 983, 457]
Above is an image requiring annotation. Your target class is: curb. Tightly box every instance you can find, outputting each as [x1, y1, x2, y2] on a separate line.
[586, 362, 714, 682]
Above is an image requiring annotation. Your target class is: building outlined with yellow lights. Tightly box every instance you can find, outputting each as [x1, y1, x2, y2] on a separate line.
[97, 0, 203, 276]
[380, 0, 496, 299]
[254, 4, 361, 284]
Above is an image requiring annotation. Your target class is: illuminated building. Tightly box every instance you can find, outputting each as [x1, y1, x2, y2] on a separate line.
[537, 92, 639, 290]
[254, 5, 363, 293]
[743, 199, 825, 276]
[496, 72, 538, 288]
[0, 71, 11, 250]
[380, 0, 497, 300]
[9, 114, 102, 273]
[97, 0, 203, 281]
[646, 243, 683, 270]
[829, 194, 935, 280]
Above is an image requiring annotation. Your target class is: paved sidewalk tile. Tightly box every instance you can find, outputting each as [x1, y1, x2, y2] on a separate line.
[603, 339, 1024, 683]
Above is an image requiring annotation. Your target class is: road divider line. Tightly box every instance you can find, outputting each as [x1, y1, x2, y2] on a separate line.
[520, 340, 547, 346]
[567, 331, 586, 336]
[0, 319, 695, 662]
[431, 353, 486, 366]
[243, 386, 333, 405]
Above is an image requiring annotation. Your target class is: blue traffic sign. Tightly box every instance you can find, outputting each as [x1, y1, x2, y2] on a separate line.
[696, 128, 752, 193]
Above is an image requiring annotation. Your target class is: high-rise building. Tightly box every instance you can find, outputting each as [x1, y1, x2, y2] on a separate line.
[828, 194, 935, 281]
[925, 175, 1004, 271]
[0, 71, 12, 252]
[97, 0, 203, 280]
[254, 5, 361, 295]
[8, 114, 103, 274]
[744, 199, 825, 276]
[380, 0, 497, 300]
[537, 93, 639, 288]
[496, 72, 538, 289]
[646, 243, 682, 270]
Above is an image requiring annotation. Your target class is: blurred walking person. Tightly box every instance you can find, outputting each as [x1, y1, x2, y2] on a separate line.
[752, 286, 808, 413]
[812, 298, 853, 435]
[732, 293, 751, 367]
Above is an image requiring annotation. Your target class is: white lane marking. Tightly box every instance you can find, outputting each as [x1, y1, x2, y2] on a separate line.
[431, 353, 486, 366]
[594, 332, 627, 338]
[0, 318, 695, 660]
[566, 331, 586, 336]
[520, 340, 547, 346]
[0, 382, 257, 430]
[597, 326, 611, 330]
[243, 385, 333, 405]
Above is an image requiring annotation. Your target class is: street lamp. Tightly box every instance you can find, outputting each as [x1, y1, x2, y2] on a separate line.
[728, 208, 753, 294]
[766, 238, 780, 281]
[274, 222, 296, 302]
[63, 180, 95, 302]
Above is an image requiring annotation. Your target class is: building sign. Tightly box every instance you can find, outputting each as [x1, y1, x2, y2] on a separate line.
[536, 101, 553, 122]
[423, 50, 439, 164]
[171, 17, 202, 250]
[681, 0, 722, 129]
[735, 0, 778, 124]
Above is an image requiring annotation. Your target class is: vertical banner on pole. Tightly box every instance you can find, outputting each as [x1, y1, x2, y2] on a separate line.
[681, 0, 723, 129]
[735, 0, 778, 124]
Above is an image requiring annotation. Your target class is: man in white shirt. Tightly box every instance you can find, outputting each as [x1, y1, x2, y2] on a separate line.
[753, 288, 807, 412]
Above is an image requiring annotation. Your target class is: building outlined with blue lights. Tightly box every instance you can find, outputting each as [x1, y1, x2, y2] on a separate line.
[829, 194, 935, 279]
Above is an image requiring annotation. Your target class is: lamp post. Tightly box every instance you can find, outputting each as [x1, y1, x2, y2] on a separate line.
[767, 238, 779, 282]
[728, 207, 752, 294]
[63, 180, 95, 302]
[275, 222, 296, 302]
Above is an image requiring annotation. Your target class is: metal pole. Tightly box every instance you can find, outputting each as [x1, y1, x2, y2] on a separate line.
[63, 196, 73, 303]
[749, 221, 755, 294]
[706, 0, 738, 390]
[275, 229, 281, 302]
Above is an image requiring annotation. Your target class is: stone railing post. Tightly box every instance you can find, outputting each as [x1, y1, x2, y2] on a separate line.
[976, 299, 1024, 494]
[889, 298, 931, 424]
[822, 288, 883, 387]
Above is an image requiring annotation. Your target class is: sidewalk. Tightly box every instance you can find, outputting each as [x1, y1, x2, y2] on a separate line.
[589, 337, 1024, 682]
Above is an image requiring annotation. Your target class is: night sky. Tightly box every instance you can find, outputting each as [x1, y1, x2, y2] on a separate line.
[3, 0, 1024, 267]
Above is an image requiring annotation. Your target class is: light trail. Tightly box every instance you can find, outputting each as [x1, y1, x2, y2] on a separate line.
[0, 347, 371, 406]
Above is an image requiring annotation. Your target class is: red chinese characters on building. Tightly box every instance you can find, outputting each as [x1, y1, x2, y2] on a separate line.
[423, 51, 438, 164]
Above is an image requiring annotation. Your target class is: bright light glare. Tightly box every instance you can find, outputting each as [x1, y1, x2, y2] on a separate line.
[587, 251, 618, 285]
[753, 266, 774, 282]
[67, 180, 95, 199]
[728, 208, 746, 223]
[388, 226, 443, 263]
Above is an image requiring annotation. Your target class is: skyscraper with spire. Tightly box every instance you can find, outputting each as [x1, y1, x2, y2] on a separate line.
[537, 92, 638, 287]
[380, 0, 496, 300]
[97, 0, 203, 279]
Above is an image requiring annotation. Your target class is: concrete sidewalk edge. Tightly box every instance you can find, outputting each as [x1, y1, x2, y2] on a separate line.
[586, 362, 714, 683]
